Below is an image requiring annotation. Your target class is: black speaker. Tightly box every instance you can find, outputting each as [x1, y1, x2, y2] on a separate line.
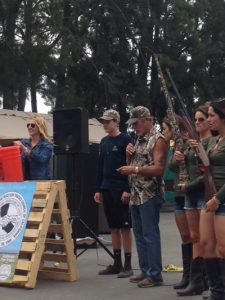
[53, 144, 100, 237]
[53, 108, 89, 154]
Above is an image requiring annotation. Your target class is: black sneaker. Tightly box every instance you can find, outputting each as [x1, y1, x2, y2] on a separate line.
[98, 265, 122, 275]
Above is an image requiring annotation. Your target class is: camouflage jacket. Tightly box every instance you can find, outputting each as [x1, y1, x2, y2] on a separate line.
[129, 127, 165, 205]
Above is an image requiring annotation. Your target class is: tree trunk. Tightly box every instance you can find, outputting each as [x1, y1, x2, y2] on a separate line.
[30, 74, 37, 112]
[55, 0, 71, 109]
[17, 83, 27, 111]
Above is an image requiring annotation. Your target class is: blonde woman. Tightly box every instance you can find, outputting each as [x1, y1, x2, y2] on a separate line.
[14, 114, 53, 180]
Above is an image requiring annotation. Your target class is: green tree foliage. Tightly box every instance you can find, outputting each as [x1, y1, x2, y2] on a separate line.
[0, 0, 23, 109]
[0, 0, 224, 124]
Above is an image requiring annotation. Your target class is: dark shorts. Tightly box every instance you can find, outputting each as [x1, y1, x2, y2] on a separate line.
[174, 196, 185, 214]
[101, 190, 132, 229]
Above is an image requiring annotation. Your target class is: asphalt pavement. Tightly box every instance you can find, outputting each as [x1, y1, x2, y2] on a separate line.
[0, 211, 208, 300]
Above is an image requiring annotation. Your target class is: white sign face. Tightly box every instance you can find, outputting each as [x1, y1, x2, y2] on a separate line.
[0, 192, 27, 247]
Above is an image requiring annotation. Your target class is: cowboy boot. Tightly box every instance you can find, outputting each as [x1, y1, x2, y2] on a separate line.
[204, 258, 225, 300]
[177, 256, 205, 296]
[174, 243, 192, 289]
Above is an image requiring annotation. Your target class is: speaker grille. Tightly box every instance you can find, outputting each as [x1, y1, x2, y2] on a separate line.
[53, 108, 89, 154]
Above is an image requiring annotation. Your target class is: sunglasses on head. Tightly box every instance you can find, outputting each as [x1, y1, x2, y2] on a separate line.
[194, 117, 206, 123]
[27, 123, 36, 128]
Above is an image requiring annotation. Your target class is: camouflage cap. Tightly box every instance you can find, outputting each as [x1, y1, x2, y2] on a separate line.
[126, 106, 151, 124]
[99, 109, 120, 122]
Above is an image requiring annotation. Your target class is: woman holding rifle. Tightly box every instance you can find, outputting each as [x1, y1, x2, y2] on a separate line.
[163, 116, 192, 291]
[175, 105, 212, 296]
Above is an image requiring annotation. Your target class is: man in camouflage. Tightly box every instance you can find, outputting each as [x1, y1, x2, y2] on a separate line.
[117, 106, 167, 288]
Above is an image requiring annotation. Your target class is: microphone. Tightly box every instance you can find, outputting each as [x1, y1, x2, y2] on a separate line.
[127, 125, 137, 146]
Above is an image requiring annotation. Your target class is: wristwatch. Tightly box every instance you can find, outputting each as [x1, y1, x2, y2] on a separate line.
[135, 166, 139, 174]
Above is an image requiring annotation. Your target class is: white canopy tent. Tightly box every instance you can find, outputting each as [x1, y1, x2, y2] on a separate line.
[0, 109, 106, 146]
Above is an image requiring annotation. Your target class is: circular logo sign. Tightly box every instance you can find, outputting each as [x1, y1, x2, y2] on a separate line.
[0, 192, 27, 247]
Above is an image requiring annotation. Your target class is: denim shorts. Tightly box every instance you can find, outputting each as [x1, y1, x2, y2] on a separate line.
[185, 190, 205, 210]
[215, 203, 225, 216]
[174, 196, 185, 214]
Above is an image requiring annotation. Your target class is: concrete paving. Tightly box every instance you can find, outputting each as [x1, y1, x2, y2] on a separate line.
[1, 211, 208, 300]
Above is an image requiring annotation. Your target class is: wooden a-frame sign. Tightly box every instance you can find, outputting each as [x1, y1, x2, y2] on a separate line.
[0, 180, 78, 288]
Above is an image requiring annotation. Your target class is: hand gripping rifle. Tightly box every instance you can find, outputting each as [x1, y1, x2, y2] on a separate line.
[153, 53, 189, 188]
[165, 68, 217, 200]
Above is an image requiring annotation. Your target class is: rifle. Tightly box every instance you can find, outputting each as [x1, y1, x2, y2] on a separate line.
[153, 53, 189, 188]
[165, 68, 217, 200]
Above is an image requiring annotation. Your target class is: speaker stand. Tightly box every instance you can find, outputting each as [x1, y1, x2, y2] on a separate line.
[57, 154, 114, 259]
[70, 215, 114, 259]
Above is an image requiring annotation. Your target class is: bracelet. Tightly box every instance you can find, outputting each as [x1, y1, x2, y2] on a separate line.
[25, 147, 30, 155]
[134, 166, 139, 174]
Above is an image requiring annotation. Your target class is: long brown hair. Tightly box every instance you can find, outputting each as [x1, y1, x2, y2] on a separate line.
[210, 99, 225, 119]
[162, 115, 187, 135]
[195, 105, 209, 118]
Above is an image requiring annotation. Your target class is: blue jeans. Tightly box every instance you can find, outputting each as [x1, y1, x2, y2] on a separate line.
[131, 196, 162, 280]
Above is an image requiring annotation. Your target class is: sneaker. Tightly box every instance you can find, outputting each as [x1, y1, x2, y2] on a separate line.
[129, 273, 146, 283]
[137, 277, 163, 288]
[98, 265, 122, 275]
[117, 268, 134, 278]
